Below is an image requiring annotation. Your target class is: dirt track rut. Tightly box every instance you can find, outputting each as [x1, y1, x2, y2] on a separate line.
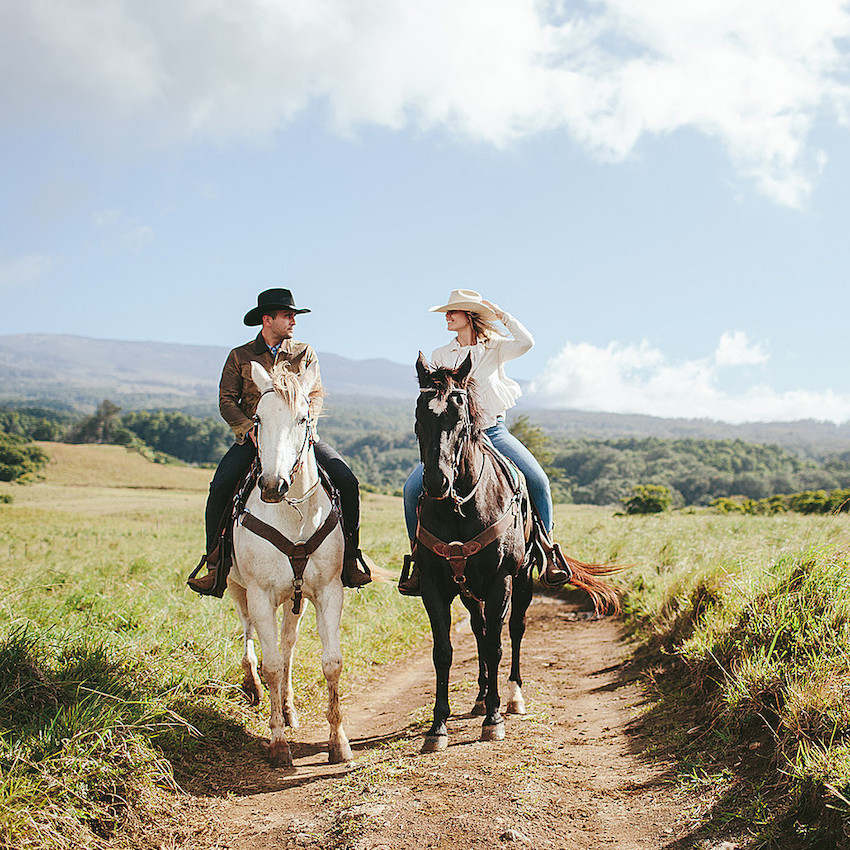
[185, 594, 702, 850]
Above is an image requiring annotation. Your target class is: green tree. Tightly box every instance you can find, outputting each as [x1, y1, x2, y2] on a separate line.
[64, 400, 125, 444]
[121, 410, 231, 464]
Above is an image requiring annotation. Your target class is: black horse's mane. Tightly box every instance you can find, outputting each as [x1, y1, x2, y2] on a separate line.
[423, 367, 485, 440]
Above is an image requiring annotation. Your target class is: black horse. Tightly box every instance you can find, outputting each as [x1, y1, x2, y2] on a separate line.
[413, 352, 620, 752]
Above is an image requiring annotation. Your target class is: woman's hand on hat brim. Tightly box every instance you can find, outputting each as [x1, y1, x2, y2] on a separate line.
[481, 299, 504, 321]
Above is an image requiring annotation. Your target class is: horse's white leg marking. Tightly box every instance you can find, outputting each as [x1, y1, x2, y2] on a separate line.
[228, 582, 263, 706]
[506, 680, 526, 715]
[246, 584, 292, 768]
[279, 603, 304, 729]
[313, 582, 352, 764]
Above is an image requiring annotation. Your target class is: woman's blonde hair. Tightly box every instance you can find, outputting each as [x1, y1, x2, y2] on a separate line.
[467, 311, 501, 343]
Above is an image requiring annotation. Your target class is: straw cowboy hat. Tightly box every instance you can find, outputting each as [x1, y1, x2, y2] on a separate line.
[428, 289, 498, 322]
[244, 288, 311, 326]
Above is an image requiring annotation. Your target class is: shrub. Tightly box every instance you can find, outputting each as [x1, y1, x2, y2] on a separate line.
[0, 435, 48, 482]
[622, 484, 673, 514]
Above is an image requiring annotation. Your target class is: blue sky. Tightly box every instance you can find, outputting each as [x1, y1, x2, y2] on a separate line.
[2, 0, 850, 423]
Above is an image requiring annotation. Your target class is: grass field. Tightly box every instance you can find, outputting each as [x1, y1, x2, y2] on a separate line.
[2, 443, 850, 848]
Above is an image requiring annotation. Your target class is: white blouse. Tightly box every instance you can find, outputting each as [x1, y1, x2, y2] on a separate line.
[430, 312, 534, 428]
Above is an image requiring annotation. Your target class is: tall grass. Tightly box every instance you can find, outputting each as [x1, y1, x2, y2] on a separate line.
[553, 505, 850, 846]
[0, 447, 428, 849]
[3, 446, 850, 847]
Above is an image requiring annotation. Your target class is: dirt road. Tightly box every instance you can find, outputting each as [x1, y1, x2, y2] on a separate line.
[182, 594, 707, 850]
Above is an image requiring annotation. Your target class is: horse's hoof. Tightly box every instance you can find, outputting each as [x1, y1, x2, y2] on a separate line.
[268, 741, 294, 769]
[421, 734, 448, 753]
[241, 674, 262, 706]
[480, 721, 505, 742]
[328, 741, 353, 764]
[506, 683, 526, 715]
[471, 700, 487, 716]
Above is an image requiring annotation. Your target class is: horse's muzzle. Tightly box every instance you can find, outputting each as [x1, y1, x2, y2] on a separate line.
[422, 471, 451, 500]
[259, 475, 289, 503]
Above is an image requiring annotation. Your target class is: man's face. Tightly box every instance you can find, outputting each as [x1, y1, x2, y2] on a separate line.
[265, 310, 297, 343]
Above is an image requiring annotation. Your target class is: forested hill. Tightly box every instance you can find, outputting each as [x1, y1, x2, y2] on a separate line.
[5, 333, 850, 506]
[3, 333, 850, 458]
[517, 408, 850, 458]
[0, 333, 416, 409]
[5, 399, 850, 506]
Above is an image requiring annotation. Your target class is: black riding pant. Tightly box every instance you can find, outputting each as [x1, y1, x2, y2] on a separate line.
[204, 439, 361, 552]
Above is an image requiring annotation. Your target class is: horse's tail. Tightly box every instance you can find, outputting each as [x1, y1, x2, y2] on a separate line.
[560, 553, 623, 617]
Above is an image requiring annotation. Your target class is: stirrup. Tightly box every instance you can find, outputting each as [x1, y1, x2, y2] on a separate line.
[187, 552, 227, 598]
[538, 543, 571, 588]
[342, 548, 373, 588]
[398, 554, 421, 596]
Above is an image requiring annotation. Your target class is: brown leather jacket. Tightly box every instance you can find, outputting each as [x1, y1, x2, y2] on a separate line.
[218, 333, 324, 443]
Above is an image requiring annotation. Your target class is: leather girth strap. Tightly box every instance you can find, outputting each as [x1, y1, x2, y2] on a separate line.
[240, 506, 340, 614]
[416, 498, 521, 603]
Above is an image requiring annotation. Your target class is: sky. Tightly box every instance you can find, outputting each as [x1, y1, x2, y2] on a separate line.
[1, 0, 850, 424]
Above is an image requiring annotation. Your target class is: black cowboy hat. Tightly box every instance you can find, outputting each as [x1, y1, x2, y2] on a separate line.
[243, 288, 311, 326]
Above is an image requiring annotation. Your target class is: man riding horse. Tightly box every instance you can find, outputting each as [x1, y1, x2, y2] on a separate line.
[188, 288, 372, 595]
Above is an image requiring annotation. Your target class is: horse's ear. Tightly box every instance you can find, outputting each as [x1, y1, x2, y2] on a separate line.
[455, 352, 473, 385]
[251, 361, 273, 394]
[416, 351, 432, 387]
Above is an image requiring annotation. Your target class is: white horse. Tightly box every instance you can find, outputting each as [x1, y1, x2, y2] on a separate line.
[227, 357, 352, 768]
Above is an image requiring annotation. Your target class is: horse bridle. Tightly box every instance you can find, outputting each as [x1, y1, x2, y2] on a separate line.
[253, 386, 318, 508]
[418, 386, 486, 512]
[416, 385, 525, 604]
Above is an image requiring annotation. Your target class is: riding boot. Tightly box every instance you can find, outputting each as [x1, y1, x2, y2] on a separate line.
[539, 542, 571, 588]
[398, 540, 421, 596]
[342, 541, 373, 588]
[187, 544, 221, 595]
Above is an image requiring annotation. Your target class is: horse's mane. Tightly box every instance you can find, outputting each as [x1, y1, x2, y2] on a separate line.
[425, 367, 485, 439]
[270, 362, 307, 408]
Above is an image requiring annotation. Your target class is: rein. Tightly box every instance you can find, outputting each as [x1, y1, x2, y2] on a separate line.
[416, 386, 524, 602]
[242, 383, 335, 614]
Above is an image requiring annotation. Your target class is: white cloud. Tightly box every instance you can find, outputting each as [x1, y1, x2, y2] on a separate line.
[714, 330, 768, 367]
[527, 332, 850, 423]
[1, 0, 848, 205]
[0, 254, 54, 291]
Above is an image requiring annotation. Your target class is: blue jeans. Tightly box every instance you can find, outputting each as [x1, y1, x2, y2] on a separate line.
[403, 420, 553, 539]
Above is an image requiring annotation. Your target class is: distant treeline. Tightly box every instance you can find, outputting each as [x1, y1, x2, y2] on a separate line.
[4, 402, 850, 507]
[549, 436, 850, 506]
[711, 489, 850, 515]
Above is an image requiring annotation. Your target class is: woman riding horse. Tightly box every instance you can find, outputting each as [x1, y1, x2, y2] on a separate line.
[400, 289, 570, 595]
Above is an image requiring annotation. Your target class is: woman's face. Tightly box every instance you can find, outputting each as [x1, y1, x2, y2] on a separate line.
[445, 310, 472, 333]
